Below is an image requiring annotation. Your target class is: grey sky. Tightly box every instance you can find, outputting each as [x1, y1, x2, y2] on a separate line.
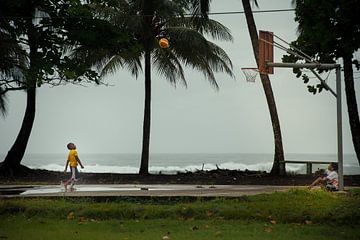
[1, 0, 359, 155]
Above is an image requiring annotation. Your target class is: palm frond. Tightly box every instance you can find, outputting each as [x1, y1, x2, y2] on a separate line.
[153, 47, 186, 87]
[101, 53, 142, 79]
[203, 41, 233, 77]
[165, 26, 233, 89]
[166, 17, 233, 41]
[72, 46, 111, 70]
[74, 0, 233, 90]
[153, 0, 187, 19]
[190, 0, 211, 17]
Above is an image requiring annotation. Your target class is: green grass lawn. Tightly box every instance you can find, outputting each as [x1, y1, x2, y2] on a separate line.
[1, 189, 360, 240]
[1, 217, 360, 240]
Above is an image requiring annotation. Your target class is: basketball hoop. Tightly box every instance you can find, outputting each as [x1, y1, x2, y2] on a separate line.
[241, 68, 259, 82]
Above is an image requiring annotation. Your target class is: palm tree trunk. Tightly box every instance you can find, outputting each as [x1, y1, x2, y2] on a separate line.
[1, 87, 36, 175]
[139, 49, 152, 175]
[343, 55, 360, 165]
[242, 0, 285, 175]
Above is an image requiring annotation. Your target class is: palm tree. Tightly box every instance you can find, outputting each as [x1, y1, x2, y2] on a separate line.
[85, 0, 234, 175]
[241, 0, 285, 175]
[192, 0, 285, 175]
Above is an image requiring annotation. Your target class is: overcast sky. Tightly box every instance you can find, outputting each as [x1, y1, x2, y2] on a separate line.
[1, 0, 359, 155]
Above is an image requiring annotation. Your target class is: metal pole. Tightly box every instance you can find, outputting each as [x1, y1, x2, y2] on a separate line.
[336, 66, 344, 191]
[266, 62, 339, 70]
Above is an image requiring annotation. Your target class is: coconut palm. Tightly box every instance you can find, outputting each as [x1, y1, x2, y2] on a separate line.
[192, 0, 284, 175]
[83, 0, 234, 174]
[241, 0, 285, 175]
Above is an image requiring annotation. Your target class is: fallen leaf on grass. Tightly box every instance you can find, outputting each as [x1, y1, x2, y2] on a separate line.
[270, 220, 277, 224]
[191, 226, 199, 231]
[304, 220, 312, 225]
[67, 212, 74, 220]
[264, 227, 273, 233]
[207, 211, 214, 217]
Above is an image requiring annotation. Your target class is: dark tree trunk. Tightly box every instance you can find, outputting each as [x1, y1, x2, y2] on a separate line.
[1, 12, 38, 176]
[242, 0, 285, 175]
[343, 55, 360, 165]
[139, 49, 152, 175]
[1, 87, 36, 175]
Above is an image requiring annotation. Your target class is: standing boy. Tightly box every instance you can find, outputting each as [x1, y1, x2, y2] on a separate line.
[63, 143, 84, 191]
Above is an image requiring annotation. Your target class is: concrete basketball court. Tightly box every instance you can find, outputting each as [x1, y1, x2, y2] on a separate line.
[0, 184, 298, 198]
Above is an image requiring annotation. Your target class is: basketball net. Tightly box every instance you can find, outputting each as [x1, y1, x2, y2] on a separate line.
[241, 68, 259, 82]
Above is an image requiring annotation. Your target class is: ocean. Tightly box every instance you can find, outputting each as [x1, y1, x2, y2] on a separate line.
[3, 153, 359, 175]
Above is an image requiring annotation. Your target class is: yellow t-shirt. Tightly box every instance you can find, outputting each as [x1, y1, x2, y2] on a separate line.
[68, 149, 78, 167]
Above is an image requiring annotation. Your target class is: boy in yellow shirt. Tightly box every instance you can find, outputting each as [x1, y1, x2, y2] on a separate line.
[63, 143, 84, 191]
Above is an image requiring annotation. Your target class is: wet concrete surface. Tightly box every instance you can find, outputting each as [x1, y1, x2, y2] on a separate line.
[0, 184, 297, 197]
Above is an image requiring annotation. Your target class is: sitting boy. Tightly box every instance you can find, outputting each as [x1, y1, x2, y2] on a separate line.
[309, 163, 339, 191]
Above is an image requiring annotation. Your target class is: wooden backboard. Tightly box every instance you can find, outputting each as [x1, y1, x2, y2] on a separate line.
[258, 31, 274, 74]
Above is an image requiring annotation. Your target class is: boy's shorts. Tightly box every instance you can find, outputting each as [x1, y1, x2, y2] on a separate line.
[70, 167, 79, 181]
[326, 183, 338, 192]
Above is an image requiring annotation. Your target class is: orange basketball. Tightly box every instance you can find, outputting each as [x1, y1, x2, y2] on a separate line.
[159, 38, 169, 48]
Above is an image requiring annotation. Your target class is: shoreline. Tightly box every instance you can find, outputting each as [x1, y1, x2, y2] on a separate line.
[1, 168, 359, 186]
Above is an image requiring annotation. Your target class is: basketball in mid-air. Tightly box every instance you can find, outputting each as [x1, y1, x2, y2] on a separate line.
[159, 38, 169, 48]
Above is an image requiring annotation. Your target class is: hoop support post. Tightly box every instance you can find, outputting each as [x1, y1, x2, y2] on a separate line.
[267, 61, 343, 191]
[336, 65, 343, 191]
